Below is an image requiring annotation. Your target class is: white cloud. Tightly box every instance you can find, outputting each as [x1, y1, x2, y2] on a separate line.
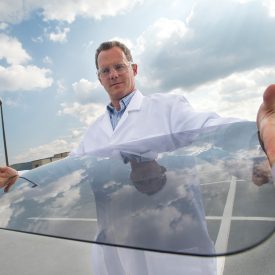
[136, 17, 188, 54]
[134, 17, 191, 91]
[42, 56, 53, 65]
[0, 0, 143, 24]
[40, 0, 143, 22]
[134, 1, 275, 94]
[58, 101, 105, 126]
[72, 78, 108, 104]
[8, 108, 88, 163]
[0, 0, 32, 24]
[49, 79, 107, 157]
[71, 128, 83, 139]
[31, 35, 44, 43]
[0, 33, 53, 92]
[152, 18, 188, 45]
[56, 79, 66, 95]
[263, 0, 275, 17]
[32, 170, 82, 206]
[174, 66, 275, 121]
[186, 3, 196, 25]
[236, 0, 254, 3]
[0, 33, 31, 65]
[0, 64, 53, 92]
[13, 138, 72, 163]
[3, 96, 21, 107]
[73, 78, 98, 98]
[0, 22, 8, 30]
[47, 26, 70, 43]
[110, 37, 134, 50]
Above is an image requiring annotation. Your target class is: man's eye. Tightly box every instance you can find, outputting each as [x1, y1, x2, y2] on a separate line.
[101, 68, 110, 74]
[115, 64, 125, 71]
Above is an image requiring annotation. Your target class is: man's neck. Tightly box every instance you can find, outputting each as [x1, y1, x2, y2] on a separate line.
[111, 101, 120, 111]
[110, 90, 136, 111]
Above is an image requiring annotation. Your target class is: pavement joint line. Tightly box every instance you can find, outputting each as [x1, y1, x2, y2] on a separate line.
[215, 176, 236, 275]
[201, 179, 245, 186]
[206, 216, 275, 221]
[28, 217, 98, 222]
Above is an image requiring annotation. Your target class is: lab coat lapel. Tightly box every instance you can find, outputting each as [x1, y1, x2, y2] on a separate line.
[113, 90, 144, 134]
[100, 111, 114, 137]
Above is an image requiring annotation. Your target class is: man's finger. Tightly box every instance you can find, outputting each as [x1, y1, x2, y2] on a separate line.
[256, 84, 275, 166]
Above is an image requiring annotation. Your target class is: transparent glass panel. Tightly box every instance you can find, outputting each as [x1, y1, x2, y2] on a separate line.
[0, 121, 274, 256]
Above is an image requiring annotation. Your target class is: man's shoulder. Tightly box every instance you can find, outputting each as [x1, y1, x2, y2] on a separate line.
[143, 92, 189, 105]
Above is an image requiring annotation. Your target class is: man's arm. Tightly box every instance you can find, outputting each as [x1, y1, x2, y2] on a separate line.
[257, 84, 275, 166]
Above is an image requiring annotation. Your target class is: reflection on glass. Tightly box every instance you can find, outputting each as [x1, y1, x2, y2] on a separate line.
[130, 158, 167, 195]
[0, 121, 274, 258]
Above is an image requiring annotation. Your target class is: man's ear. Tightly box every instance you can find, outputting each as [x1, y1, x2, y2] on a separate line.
[132, 64, 138, 76]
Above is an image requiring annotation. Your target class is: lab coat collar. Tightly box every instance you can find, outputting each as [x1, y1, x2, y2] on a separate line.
[126, 89, 144, 112]
[101, 111, 114, 137]
[100, 90, 144, 137]
[113, 90, 144, 133]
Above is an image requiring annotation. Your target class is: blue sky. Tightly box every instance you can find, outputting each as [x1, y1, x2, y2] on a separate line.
[0, 0, 275, 165]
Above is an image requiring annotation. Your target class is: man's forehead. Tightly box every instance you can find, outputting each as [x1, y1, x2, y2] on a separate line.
[97, 47, 127, 67]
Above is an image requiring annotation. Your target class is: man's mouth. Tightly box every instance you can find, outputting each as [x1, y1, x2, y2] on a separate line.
[111, 82, 123, 87]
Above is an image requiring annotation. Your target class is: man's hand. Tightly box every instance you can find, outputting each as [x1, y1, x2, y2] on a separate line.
[0, 166, 19, 192]
[257, 84, 275, 166]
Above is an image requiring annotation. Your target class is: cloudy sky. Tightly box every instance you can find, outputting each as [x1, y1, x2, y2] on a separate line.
[0, 0, 275, 165]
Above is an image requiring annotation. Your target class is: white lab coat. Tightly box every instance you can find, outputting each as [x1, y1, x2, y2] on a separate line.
[92, 245, 217, 275]
[90, 157, 217, 275]
[71, 90, 239, 157]
[71, 90, 240, 275]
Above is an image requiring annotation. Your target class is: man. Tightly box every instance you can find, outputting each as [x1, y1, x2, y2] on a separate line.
[0, 39, 274, 188]
[0, 40, 274, 274]
[70, 41, 240, 156]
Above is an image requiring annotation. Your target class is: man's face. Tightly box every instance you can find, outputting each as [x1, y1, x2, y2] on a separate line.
[97, 47, 137, 108]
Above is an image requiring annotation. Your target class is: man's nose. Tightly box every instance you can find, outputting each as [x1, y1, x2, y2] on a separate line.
[108, 67, 119, 79]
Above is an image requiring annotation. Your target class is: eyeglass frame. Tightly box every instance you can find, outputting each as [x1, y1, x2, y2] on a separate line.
[97, 62, 135, 78]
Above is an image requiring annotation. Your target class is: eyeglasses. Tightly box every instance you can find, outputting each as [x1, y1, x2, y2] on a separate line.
[97, 62, 133, 78]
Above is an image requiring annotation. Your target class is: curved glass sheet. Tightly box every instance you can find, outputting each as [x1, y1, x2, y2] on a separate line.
[0, 121, 274, 256]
